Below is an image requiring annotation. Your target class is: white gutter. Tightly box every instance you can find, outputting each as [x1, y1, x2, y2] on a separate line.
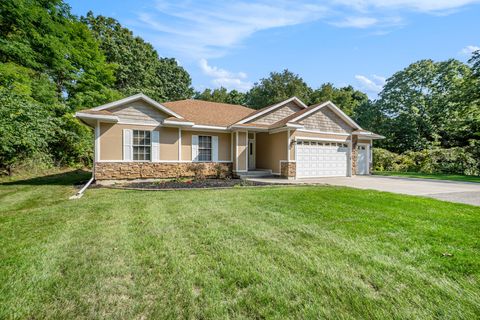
[75, 112, 119, 122]
[69, 176, 94, 200]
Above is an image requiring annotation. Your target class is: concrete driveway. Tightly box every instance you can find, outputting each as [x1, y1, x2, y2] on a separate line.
[247, 175, 480, 206]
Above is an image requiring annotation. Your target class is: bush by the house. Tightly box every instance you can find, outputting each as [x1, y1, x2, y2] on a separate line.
[373, 147, 479, 176]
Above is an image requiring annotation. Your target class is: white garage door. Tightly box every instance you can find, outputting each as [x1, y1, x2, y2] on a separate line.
[296, 140, 348, 178]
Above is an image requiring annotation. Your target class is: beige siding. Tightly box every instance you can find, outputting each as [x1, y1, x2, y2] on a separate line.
[110, 100, 169, 125]
[299, 107, 352, 133]
[160, 127, 180, 161]
[249, 102, 302, 125]
[181, 130, 231, 161]
[236, 131, 247, 171]
[99, 123, 161, 161]
[290, 130, 351, 160]
[256, 131, 287, 174]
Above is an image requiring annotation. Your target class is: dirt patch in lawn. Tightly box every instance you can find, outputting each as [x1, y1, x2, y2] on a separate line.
[108, 178, 283, 190]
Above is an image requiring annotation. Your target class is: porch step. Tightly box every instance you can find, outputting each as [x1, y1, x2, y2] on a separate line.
[237, 170, 273, 179]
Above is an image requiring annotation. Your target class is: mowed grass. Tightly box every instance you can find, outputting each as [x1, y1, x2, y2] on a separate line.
[374, 171, 480, 183]
[1, 171, 480, 319]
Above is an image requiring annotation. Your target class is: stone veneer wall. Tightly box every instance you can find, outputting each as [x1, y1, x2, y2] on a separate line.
[351, 135, 358, 175]
[280, 161, 296, 178]
[95, 162, 232, 180]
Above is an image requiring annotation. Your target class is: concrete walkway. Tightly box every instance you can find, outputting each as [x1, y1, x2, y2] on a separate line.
[246, 175, 480, 206]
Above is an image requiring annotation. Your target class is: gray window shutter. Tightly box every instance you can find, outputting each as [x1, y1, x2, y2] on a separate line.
[123, 129, 133, 161]
[151, 130, 160, 162]
[212, 136, 218, 162]
[192, 135, 199, 161]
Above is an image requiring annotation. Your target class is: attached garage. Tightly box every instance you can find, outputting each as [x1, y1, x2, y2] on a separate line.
[295, 140, 349, 178]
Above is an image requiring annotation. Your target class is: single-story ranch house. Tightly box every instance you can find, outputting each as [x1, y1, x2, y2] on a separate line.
[75, 93, 384, 180]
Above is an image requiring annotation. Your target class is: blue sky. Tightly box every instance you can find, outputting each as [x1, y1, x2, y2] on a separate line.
[68, 0, 480, 97]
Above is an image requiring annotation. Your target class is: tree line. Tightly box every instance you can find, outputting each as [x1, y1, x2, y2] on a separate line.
[1, 0, 479, 175]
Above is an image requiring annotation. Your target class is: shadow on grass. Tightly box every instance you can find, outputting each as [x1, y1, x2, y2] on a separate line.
[0, 169, 91, 186]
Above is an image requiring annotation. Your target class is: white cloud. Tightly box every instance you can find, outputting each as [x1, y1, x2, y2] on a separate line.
[132, 0, 480, 61]
[332, 17, 378, 28]
[199, 59, 252, 92]
[135, 1, 328, 59]
[332, 0, 480, 12]
[355, 74, 386, 95]
[460, 45, 480, 56]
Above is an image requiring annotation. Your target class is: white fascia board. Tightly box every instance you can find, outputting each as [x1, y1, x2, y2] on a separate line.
[295, 129, 351, 136]
[75, 112, 119, 122]
[229, 125, 268, 131]
[285, 123, 304, 129]
[295, 136, 349, 143]
[236, 97, 307, 124]
[192, 124, 228, 130]
[91, 93, 184, 119]
[163, 120, 195, 126]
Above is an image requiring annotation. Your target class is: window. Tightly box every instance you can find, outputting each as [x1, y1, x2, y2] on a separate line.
[133, 130, 151, 161]
[198, 136, 212, 161]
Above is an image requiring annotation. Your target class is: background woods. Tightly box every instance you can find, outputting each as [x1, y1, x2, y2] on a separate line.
[1, 0, 479, 176]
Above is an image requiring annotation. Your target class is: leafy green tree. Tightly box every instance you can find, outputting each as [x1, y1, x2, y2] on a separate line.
[310, 83, 368, 116]
[0, 62, 58, 105]
[0, 89, 54, 175]
[246, 70, 312, 109]
[377, 59, 472, 152]
[82, 12, 193, 102]
[194, 87, 246, 105]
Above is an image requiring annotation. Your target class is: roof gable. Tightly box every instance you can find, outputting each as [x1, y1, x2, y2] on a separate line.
[289, 101, 361, 130]
[92, 93, 184, 119]
[235, 97, 307, 125]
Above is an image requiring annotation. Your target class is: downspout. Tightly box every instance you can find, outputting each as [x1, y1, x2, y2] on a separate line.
[70, 120, 97, 200]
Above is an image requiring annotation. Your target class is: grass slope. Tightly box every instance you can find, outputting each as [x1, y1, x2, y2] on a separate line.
[1, 171, 479, 319]
[374, 171, 480, 183]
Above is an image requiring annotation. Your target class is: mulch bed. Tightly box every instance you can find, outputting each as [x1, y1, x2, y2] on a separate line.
[111, 178, 282, 190]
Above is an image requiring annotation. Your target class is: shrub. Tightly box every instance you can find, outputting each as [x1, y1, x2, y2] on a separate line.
[373, 147, 479, 176]
[188, 163, 206, 180]
[213, 163, 228, 179]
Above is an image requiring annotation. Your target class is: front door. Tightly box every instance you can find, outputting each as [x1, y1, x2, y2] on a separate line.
[356, 145, 368, 175]
[248, 139, 255, 170]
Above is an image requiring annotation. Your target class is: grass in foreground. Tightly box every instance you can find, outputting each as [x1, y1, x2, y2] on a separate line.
[1, 171, 479, 319]
[374, 171, 480, 183]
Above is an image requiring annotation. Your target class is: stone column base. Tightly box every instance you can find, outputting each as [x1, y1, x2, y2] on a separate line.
[280, 161, 296, 179]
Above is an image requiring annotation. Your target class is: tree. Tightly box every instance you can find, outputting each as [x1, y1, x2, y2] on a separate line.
[310, 83, 368, 116]
[377, 59, 472, 152]
[0, 0, 117, 108]
[82, 12, 193, 102]
[0, 89, 54, 175]
[194, 87, 246, 105]
[245, 70, 312, 109]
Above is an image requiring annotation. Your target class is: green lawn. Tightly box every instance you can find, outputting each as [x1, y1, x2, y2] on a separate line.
[1, 171, 479, 319]
[374, 171, 480, 183]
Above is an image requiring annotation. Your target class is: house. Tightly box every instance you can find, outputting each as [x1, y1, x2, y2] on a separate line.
[75, 93, 384, 180]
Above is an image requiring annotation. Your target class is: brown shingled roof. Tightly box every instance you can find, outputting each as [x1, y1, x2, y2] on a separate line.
[162, 99, 255, 126]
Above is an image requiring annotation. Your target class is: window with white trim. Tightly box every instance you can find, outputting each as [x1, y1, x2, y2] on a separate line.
[198, 136, 212, 161]
[133, 130, 151, 161]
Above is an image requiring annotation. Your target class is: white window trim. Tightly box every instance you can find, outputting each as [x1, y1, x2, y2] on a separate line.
[193, 135, 216, 163]
[132, 129, 153, 162]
